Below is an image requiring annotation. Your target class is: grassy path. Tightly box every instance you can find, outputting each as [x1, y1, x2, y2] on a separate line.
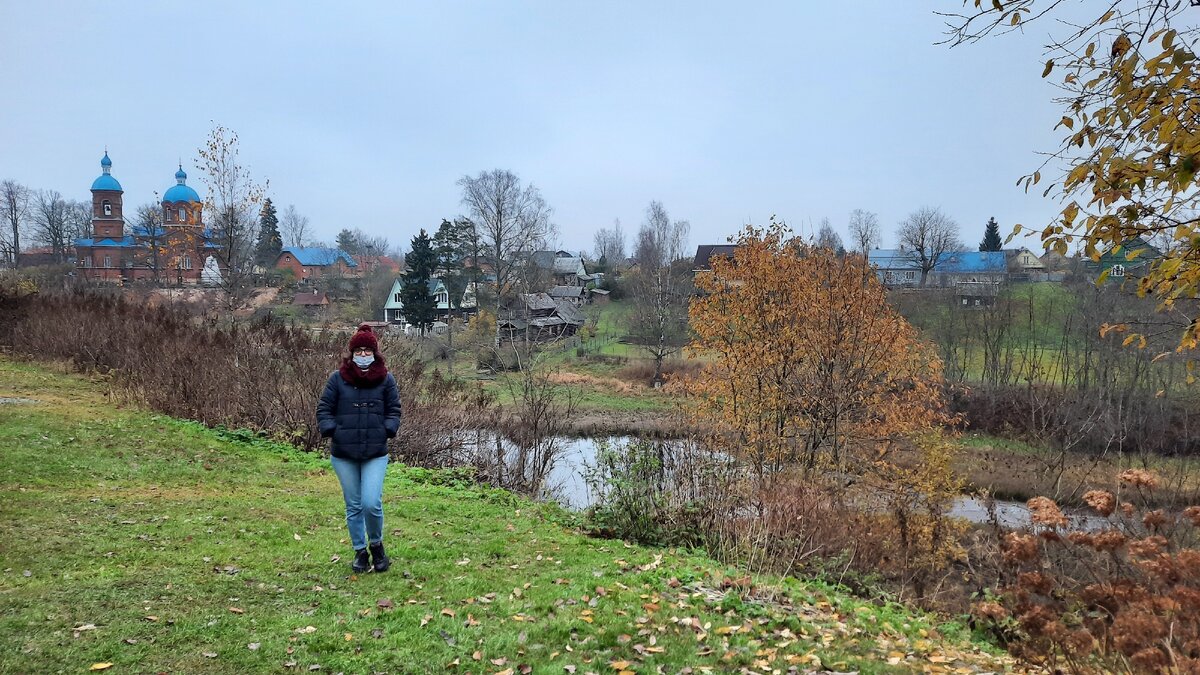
[0, 359, 1023, 673]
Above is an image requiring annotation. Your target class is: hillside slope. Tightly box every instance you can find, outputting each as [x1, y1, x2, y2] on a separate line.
[0, 359, 1023, 673]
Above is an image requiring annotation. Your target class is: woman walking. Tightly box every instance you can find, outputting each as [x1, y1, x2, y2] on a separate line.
[317, 324, 402, 573]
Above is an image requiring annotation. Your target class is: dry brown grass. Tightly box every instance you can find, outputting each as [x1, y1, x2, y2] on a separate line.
[548, 371, 637, 394]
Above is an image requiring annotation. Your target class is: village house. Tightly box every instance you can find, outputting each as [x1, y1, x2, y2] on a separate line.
[74, 152, 222, 283]
[1085, 236, 1163, 283]
[275, 247, 359, 281]
[692, 244, 740, 273]
[292, 289, 330, 310]
[548, 284, 586, 307]
[870, 249, 1008, 307]
[352, 254, 402, 275]
[381, 277, 477, 324]
[530, 250, 591, 287]
[498, 292, 586, 343]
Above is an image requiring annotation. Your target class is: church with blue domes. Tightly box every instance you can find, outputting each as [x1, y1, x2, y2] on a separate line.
[75, 152, 222, 284]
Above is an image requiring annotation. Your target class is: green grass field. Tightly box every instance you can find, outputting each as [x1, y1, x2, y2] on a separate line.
[0, 359, 1017, 673]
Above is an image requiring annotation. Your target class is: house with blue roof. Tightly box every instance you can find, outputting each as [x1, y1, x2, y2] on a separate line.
[869, 249, 1008, 306]
[75, 153, 221, 284]
[274, 246, 359, 281]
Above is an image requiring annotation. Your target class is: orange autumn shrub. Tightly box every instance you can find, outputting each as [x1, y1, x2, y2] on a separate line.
[982, 475, 1200, 673]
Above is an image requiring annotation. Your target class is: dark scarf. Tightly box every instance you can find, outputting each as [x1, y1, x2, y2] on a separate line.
[339, 353, 388, 387]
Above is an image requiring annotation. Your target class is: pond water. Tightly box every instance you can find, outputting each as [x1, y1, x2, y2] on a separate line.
[468, 433, 1112, 530]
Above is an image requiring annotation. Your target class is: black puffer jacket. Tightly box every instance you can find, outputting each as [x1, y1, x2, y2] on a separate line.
[316, 371, 402, 460]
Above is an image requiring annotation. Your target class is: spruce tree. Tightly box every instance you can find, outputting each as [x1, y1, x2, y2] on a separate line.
[979, 217, 1003, 252]
[336, 228, 360, 255]
[400, 229, 438, 335]
[254, 198, 282, 267]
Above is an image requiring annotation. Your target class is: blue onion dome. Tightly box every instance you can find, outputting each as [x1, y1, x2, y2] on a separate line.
[163, 164, 201, 203]
[91, 151, 122, 192]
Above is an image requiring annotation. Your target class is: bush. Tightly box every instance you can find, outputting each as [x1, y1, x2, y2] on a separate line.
[1, 288, 495, 465]
[979, 472, 1200, 672]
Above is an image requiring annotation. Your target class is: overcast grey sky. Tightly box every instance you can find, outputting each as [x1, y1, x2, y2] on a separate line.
[1, 1, 1071, 256]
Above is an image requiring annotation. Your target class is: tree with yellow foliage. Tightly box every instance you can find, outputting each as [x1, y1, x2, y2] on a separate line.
[688, 222, 949, 481]
[942, 1, 1200, 353]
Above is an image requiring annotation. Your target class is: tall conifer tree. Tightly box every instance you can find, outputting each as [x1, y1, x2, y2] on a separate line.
[400, 229, 438, 335]
[979, 217, 1002, 252]
[254, 198, 282, 267]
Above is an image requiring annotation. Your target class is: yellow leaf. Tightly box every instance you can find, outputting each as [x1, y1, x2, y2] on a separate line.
[89, 665, 114, 672]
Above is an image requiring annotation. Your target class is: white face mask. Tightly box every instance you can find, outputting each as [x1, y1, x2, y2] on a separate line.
[352, 354, 375, 369]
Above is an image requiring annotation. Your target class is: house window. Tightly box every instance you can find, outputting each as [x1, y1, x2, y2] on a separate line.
[975, 299, 981, 306]
[102, 200, 112, 216]
[184, 256, 192, 270]
[962, 298, 968, 306]
[103, 255, 111, 268]
[1111, 264, 1125, 277]
[903, 271, 915, 281]
[394, 293, 402, 303]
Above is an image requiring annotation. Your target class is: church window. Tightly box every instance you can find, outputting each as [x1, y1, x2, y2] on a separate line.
[103, 200, 111, 216]
[103, 255, 111, 268]
[184, 256, 192, 270]
[178, 208, 186, 223]
[1111, 264, 1125, 277]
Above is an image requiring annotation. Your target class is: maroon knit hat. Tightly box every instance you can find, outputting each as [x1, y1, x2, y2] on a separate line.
[348, 323, 379, 353]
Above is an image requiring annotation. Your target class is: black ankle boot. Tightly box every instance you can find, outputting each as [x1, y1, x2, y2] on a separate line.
[351, 548, 371, 573]
[369, 542, 390, 573]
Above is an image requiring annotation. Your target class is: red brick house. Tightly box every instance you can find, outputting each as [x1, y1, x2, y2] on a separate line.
[275, 247, 359, 280]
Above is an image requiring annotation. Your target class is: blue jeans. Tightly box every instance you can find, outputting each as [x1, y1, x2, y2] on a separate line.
[330, 455, 389, 551]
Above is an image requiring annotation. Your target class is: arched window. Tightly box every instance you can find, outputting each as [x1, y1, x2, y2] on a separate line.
[102, 200, 111, 216]
[178, 208, 186, 223]
[1111, 264, 1126, 278]
[164, 207, 170, 222]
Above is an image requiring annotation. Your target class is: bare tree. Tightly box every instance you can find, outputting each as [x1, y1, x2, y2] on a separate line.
[628, 200, 692, 384]
[280, 204, 312, 248]
[65, 200, 91, 245]
[197, 125, 268, 310]
[896, 206, 963, 287]
[31, 190, 71, 263]
[593, 218, 626, 269]
[458, 169, 555, 343]
[1, 180, 30, 266]
[134, 202, 167, 282]
[815, 217, 843, 252]
[847, 208, 880, 257]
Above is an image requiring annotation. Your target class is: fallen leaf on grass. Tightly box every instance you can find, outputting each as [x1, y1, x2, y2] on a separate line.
[293, 533, 302, 541]
[563, 666, 576, 674]
[294, 626, 317, 634]
[421, 614, 432, 627]
[371, 629, 384, 639]
[491, 657, 508, 666]
[88, 664, 113, 671]
[228, 607, 244, 614]
[202, 652, 218, 658]
[439, 629, 455, 646]
[377, 598, 394, 609]
[248, 643, 260, 651]
[441, 607, 456, 618]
